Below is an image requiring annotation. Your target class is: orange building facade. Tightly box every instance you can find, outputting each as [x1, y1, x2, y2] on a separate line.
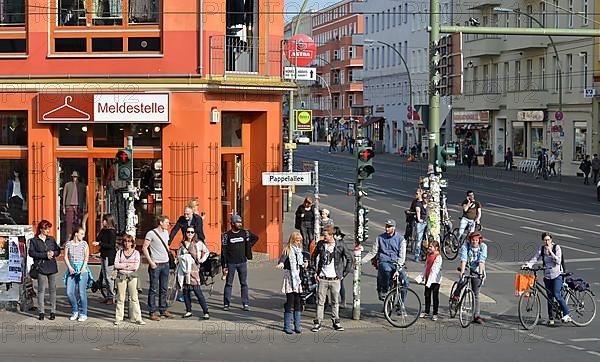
[0, 1, 291, 257]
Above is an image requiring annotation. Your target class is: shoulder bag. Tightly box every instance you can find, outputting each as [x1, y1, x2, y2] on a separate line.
[152, 230, 176, 269]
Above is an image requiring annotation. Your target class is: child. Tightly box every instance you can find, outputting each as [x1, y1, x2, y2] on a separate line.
[417, 240, 442, 321]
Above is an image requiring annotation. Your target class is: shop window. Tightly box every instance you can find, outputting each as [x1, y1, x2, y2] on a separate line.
[58, 125, 87, 146]
[530, 127, 544, 157]
[221, 114, 242, 147]
[0, 111, 27, 146]
[93, 0, 123, 25]
[55, 38, 87, 52]
[512, 123, 525, 157]
[573, 123, 587, 161]
[92, 38, 123, 52]
[129, 0, 159, 24]
[0, 159, 28, 225]
[132, 124, 161, 147]
[93, 124, 125, 147]
[0, 39, 26, 53]
[58, 0, 87, 26]
[0, 0, 25, 25]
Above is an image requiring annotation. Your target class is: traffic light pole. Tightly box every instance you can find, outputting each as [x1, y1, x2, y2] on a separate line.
[125, 136, 136, 237]
[353, 176, 363, 321]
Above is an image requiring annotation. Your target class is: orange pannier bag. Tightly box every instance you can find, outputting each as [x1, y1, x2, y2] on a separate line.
[515, 274, 535, 297]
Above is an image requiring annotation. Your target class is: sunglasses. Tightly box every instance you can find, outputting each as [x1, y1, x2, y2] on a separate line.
[186, 231, 195, 234]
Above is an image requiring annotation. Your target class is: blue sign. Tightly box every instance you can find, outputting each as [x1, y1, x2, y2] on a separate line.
[559, 131, 565, 137]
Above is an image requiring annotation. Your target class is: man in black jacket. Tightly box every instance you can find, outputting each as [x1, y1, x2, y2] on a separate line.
[169, 206, 205, 243]
[311, 226, 352, 332]
[221, 214, 258, 311]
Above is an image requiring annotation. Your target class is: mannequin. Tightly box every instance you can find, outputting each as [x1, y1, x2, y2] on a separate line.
[62, 170, 87, 239]
[6, 168, 26, 223]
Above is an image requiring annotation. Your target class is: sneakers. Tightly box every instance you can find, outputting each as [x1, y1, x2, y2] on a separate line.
[420, 312, 430, 319]
[161, 311, 174, 319]
[38, 313, 45, 321]
[378, 293, 386, 302]
[136, 320, 147, 325]
[149, 313, 161, 321]
[182, 312, 193, 318]
[223, 305, 230, 311]
[48, 313, 56, 321]
[547, 319, 555, 327]
[432, 314, 439, 321]
[311, 323, 321, 332]
[177, 295, 185, 302]
[78, 315, 88, 322]
[242, 305, 250, 311]
[473, 316, 484, 324]
[69, 313, 79, 321]
[203, 313, 210, 320]
[114, 321, 121, 326]
[333, 320, 344, 331]
[561, 315, 573, 323]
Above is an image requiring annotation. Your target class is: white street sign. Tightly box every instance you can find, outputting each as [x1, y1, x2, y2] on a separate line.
[262, 172, 312, 186]
[284, 67, 317, 81]
[584, 88, 595, 98]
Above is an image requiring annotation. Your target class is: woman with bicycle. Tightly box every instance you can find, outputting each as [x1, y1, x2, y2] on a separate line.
[521, 232, 571, 326]
[177, 225, 210, 320]
[92, 214, 117, 305]
[113, 234, 145, 325]
[454, 231, 487, 324]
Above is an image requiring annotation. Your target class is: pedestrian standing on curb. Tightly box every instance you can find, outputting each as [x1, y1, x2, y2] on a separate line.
[29, 220, 60, 321]
[467, 145, 475, 169]
[178, 225, 210, 320]
[591, 154, 600, 184]
[63, 226, 91, 322]
[505, 147, 513, 171]
[319, 208, 334, 231]
[311, 226, 351, 332]
[417, 240, 442, 321]
[276, 231, 307, 334]
[362, 219, 409, 301]
[580, 155, 592, 185]
[549, 152, 557, 176]
[113, 234, 145, 326]
[221, 214, 259, 311]
[142, 215, 174, 321]
[295, 197, 315, 251]
[93, 214, 117, 305]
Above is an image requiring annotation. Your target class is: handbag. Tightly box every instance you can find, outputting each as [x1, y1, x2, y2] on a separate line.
[29, 262, 40, 279]
[153, 230, 176, 269]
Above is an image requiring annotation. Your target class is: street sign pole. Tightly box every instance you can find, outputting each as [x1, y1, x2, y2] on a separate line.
[125, 136, 137, 237]
[313, 161, 320, 244]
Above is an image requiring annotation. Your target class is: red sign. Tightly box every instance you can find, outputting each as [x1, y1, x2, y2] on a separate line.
[285, 34, 316, 67]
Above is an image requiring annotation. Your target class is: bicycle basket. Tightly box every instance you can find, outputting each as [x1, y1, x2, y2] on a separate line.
[515, 273, 535, 297]
[566, 278, 589, 292]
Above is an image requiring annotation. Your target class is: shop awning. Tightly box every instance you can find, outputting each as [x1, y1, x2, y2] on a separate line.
[454, 123, 489, 130]
[360, 116, 385, 128]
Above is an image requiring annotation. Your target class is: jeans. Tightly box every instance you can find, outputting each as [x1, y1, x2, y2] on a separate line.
[115, 276, 142, 322]
[300, 222, 315, 252]
[378, 261, 409, 298]
[454, 276, 483, 317]
[66, 272, 89, 316]
[224, 262, 249, 307]
[543, 276, 570, 319]
[458, 218, 476, 239]
[37, 273, 57, 314]
[424, 283, 440, 315]
[183, 284, 209, 314]
[414, 221, 427, 257]
[101, 257, 115, 299]
[316, 278, 340, 323]
[593, 169, 599, 184]
[147, 262, 169, 314]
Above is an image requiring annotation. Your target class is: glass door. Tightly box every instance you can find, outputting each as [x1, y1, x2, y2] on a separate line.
[221, 154, 244, 232]
[57, 158, 89, 246]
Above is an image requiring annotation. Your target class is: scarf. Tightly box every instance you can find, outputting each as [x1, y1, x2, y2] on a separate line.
[425, 251, 439, 280]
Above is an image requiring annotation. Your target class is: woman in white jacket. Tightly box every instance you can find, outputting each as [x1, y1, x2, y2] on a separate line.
[417, 240, 443, 321]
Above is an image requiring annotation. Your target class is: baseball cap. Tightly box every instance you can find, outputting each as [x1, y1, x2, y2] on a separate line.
[230, 215, 242, 223]
[385, 219, 396, 227]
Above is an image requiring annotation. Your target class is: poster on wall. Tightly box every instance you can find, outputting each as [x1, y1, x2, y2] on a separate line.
[0, 236, 23, 283]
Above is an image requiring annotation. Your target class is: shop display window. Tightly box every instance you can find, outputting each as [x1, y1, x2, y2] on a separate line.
[573, 123, 587, 161]
[530, 127, 544, 157]
[0, 159, 28, 225]
[58, 124, 87, 146]
[0, 111, 27, 145]
[222, 114, 242, 147]
[0, 0, 25, 25]
[93, 124, 125, 147]
[513, 124, 525, 157]
[132, 124, 161, 147]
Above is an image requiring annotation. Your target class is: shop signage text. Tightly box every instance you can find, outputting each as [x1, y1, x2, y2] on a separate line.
[38, 93, 170, 123]
[517, 110, 545, 122]
[453, 111, 489, 124]
[262, 172, 312, 186]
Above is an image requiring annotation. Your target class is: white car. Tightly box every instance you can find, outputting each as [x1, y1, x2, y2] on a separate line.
[295, 135, 311, 145]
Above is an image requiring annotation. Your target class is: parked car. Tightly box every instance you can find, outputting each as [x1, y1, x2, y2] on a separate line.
[294, 134, 311, 145]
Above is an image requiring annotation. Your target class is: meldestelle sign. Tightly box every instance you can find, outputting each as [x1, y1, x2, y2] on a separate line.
[38, 93, 170, 123]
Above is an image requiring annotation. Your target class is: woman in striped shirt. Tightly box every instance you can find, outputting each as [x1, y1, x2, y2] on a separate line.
[64, 226, 90, 322]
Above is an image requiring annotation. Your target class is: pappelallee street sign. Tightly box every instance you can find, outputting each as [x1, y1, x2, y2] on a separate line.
[261, 172, 312, 186]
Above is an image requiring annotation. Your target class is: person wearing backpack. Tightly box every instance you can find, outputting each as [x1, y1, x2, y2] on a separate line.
[521, 232, 571, 326]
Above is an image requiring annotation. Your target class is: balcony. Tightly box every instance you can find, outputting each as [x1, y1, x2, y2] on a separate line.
[463, 35, 503, 58]
[501, 37, 548, 52]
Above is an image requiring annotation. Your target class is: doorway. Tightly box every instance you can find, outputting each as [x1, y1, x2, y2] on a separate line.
[221, 154, 244, 232]
[57, 158, 88, 246]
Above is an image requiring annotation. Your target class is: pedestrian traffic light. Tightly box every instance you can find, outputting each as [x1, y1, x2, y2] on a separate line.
[116, 148, 133, 181]
[434, 144, 456, 173]
[357, 146, 375, 180]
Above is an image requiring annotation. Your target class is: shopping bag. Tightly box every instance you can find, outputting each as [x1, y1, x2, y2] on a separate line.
[515, 274, 534, 297]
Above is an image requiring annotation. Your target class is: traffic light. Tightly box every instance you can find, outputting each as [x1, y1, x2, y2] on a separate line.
[356, 146, 375, 180]
[356, 205, 369, 244]
[116, 148, 133, 181]
[435, 144, 456, 173]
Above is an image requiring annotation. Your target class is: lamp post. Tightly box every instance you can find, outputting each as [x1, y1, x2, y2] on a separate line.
[494, 7, 563, 158]
[315, 73, 333, 142]
[364, 39, 416, 150]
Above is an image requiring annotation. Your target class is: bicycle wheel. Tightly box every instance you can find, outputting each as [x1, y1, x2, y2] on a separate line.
[442, 232, 460, 260]
[449, 282, 459, 318]
[459, 289, 474, 328]
[383, 287, 421, 328]
[565, 289, 596, 327]
[518, 289, 541, 330]
[166, 270, 178, 307]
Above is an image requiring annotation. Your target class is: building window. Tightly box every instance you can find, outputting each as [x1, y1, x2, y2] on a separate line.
[526, 59, 533, 90]
[583, 0, 588, 25]
[0, 0, 26, 53]
[526, 6, 533, 27]
[540, 2, 546, 27]
[387, 9, 390, 29]
[348, 94, 354, 107]
[567, 54, 573, 90]
[553, 56, 560, 92]
[539, 57, 546, 89]
[404, 3, 408, 24]
[530, 126, 544, 157]
[0, 0, 25, 25]
[472, 66, 478, 94]
[516, 9, 521, 27]
[568, 0, 573, 27]
[1, 159, 28, 225]
[493, 63, 499, 92]
[515, 60, 521, 91]
[58, 125, 87, 146]
[554, 0, 559, 28]
[93, 124, 125, 147]
[348, 69, 354, 82]
[503, 62, 509, 94]
[483, 64, 489, 93]
[348, 46, 355, 59]
[0, 111, 27, 146]
[512, 122, 525, 157]
[132, 124, 162, 147]
[221, 113, 242, 147]
[582, 52, 588, 89]
[333, 96, 339, 109]
[392, 7, 396, 27]
[371, 14, 375, 33]
[573, 122, 587, 161]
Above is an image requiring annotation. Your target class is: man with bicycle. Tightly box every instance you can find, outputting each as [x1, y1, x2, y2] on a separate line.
[362, 219, 409, 302]
[454, 231, 487, 324]
[458, 190, 481, 240]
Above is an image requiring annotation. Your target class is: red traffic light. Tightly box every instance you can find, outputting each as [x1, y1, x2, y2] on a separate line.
[116, 149, 131, 164]
[359, 148, 374, 162]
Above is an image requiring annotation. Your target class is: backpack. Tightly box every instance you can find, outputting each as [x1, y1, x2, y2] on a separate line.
[541, 244, 566, 272]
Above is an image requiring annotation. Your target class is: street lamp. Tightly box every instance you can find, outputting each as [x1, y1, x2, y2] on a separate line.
[494, 7, 563, 158]
[364, 38, 416, 150]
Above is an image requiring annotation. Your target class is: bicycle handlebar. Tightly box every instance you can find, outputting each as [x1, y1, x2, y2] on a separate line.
[520, 266, 544, 272]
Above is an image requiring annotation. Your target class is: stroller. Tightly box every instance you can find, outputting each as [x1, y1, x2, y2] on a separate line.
[300, 251, 318, 311]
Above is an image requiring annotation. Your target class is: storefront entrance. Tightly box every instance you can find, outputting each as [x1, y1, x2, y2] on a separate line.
[221, 154, 244, 232]
[57, 158, 88, 246]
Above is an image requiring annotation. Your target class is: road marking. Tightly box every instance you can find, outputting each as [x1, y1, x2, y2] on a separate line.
[390, 188, 412, 197]
[335, 188, 346, 193]
[570, 338, 600, 342]
[367, 207, 390, 215]
[495, 257, 600, 266]
[520, 226, 582, 240]
[485, 227, 513, 236]
[567, 345, 585, 351]
[406, 272, 496, 304]
[576, 268, 596, 271]
[547, 339, 565, 345]
[364, 196, 377, 201]
[560, 245, 598, 255]
[392, 204, 406, 209]
[487, 202, 535, 213]
[486, 208, 600, 236]
[587, 351, 600, 357]
[369, 189, 388, 195]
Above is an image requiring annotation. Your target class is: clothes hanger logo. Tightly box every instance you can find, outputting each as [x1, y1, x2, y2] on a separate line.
[42, 96, 91, 121]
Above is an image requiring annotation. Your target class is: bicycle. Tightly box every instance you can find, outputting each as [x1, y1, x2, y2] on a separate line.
[442, 218, 482, 260]
[383, 267, 422, 328]
[448, 267, 482, 328]
[518, 266, 596, 330]
[166, 269, 178, 307]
